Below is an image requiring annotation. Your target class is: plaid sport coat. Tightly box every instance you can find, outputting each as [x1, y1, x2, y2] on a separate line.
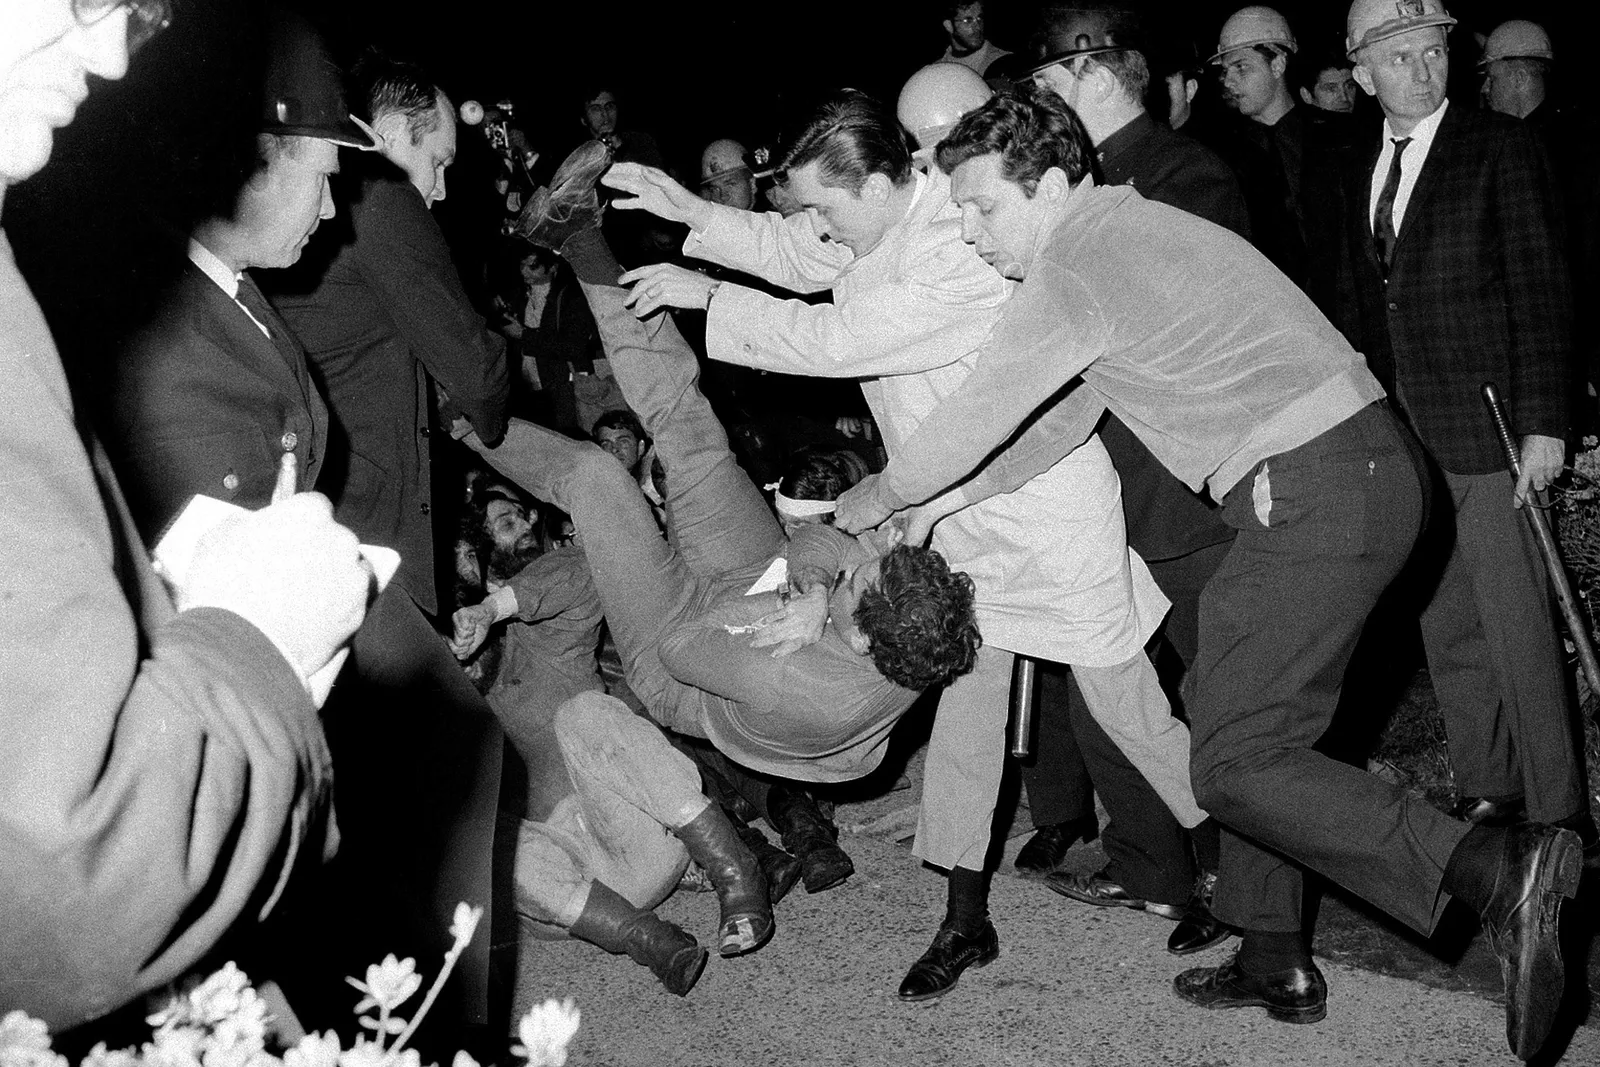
[1333, 103, 1572, 475]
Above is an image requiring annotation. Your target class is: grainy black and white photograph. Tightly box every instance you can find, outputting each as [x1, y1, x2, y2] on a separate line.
[3, 1, 1600, 1064]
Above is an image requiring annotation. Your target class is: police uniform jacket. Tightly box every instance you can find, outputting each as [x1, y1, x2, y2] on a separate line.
[108, 257, 326, 538]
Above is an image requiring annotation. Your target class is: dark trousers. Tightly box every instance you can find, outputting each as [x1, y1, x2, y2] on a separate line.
[285, 587, 505, 1042]
[1416, 467, 1585, 822]
[1021, 540, 1232, 905]
[1189, 403, 1469, 935]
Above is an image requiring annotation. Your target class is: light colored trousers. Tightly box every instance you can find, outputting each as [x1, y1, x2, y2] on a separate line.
[514, 691, 710, 930]
[916, 643, 1203, 871]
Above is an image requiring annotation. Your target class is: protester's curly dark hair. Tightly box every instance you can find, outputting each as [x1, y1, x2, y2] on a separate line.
[854, 545, 981, 690]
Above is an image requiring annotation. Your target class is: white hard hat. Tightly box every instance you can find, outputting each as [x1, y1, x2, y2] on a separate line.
[1210, 6, 1297, 65]
[896, 62, 992, 149]
[1480, 20, 1553, 65]
[1346, 0, 1456, 59]
[700, 138, 751, 184]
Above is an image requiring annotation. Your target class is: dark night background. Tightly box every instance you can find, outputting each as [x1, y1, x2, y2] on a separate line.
[7, 0, 1592, 405]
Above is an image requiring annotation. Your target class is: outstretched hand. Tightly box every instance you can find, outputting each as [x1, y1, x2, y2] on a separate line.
[619, 263, 719, 318]
[603, 162, 713, 231]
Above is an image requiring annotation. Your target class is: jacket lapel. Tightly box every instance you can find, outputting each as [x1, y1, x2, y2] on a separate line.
[1389, 104, 1458, 266]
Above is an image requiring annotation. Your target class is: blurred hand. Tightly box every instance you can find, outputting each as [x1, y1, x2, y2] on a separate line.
[749, 589, 828, 657]
[450, 601, 497, 660]
[834, 475, 897, 534]
[179, 493, 370, 683]
[834, 416, 869, 440]
[1515, 434, 1565, 508]
[602, 162, 713, 231]
[618, 263, 718, 317]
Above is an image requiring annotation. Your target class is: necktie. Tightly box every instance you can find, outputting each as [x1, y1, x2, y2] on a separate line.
[1372, 137, 1412, 273]
[234, 272, 317, 428]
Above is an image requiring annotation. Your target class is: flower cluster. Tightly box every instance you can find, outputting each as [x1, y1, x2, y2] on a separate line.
[0, 904, 578, 1067]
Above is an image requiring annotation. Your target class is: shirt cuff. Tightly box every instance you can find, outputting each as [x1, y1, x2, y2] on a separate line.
[489, 583, 519, 621]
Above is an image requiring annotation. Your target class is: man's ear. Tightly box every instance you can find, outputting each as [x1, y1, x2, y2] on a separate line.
[1299, 86, 1314, 107]
[1351, 63, 1377, 98]
[1037, 166, 1071, 201]
[942, 18, 954, 37]
[859, 172, 894, 204]
[372, 110, 409, 151]
[1271, 52, 1288, 78]
[1184, 77, 1199, 104]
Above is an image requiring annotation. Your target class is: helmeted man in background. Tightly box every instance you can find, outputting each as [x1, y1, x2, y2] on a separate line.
[939, 0, 1011, 78]
[1479, 19, 1600, 416]
[1014, 2, 1247, 957]
[2, 0, 372, 1030]
[700, 138, 758, 210]
[1334, 0, 1596, 859]
[1210, 4, 1355, 295]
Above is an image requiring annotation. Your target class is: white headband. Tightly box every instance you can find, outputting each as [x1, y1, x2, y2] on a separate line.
[766, 482, 839, 519]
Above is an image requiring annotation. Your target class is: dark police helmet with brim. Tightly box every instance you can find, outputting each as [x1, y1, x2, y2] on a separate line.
[261, 5, 378, 149]
[1026, 3, 1148, 76]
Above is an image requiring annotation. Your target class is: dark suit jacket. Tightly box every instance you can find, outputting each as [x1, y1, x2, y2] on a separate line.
[109, 259, 327, 539]
[1334, 103, 1572, 474]
[270, 168, 509, 615]
[1094, 113, 1244, 562]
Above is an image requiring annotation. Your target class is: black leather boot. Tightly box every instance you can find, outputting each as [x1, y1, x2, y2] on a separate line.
[767, 783, 855, 893]
[732, 814, 803, 906]
[673, 805, 774, 957]
[567, 881, 707, 996]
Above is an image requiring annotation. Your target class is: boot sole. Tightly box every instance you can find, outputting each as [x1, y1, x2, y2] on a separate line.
[1503, 829, 1583, 1060]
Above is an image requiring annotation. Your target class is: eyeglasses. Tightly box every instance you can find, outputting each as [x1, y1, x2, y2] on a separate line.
[952, 15, 983, 27]
[72, 0, 173, 56]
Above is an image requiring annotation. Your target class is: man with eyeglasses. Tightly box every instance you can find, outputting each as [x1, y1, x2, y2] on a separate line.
[0, 0, 374, 1030]
[939, 1, 1011, 78]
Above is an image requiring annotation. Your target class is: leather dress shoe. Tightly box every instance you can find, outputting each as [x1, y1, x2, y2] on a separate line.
[1173, 954, 1327, 1024]
[1013, 816, 1098, 873]
[897, 920, 1000, 1002]
[1168, 871, 1234, 956]
[1477, 823, 1583, 1060]
[1455, 795, 1527, 827]
[1046, 868, 1184, 920]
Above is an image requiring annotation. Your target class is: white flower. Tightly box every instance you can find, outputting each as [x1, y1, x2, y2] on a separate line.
[81, 1044, 142, 1067]
[450, 1052, 479, 1067]
[185, 964, 252, 1025]
[333, 1042, 387, 1067]
[283, 1033, 340, 1067]
[0, 1013, 52, 1054]
[511, 999, 580, 1067]
[448, 904, 483, 951]
[346, 957, 421, 1015]
[142, 1025, 206, 1067]
[0, 1015, 67, 1067]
